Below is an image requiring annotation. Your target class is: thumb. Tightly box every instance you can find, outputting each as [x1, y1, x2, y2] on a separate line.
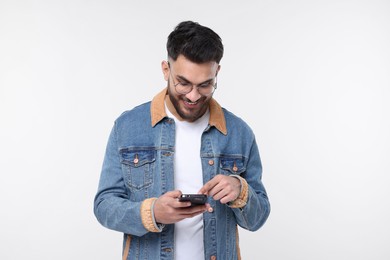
[164, 190, 183, 198]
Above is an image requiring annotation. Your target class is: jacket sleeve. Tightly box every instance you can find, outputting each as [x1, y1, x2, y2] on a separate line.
[230, 138, 271, 231]
[93, 123, 162, 236]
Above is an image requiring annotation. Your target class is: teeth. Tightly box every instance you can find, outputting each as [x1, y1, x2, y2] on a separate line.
[185, 101, 197, 105]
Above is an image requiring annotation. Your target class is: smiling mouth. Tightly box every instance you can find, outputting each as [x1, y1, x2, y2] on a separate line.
[184, 100, 198, 106]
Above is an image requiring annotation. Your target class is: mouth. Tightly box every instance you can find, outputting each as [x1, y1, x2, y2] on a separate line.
[183, 99, 200, 109]
[184, 100, 198, 105]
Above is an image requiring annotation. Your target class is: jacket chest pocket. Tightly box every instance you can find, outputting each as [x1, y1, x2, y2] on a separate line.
[120, 148, 156, 191]
[219, 156, 246, 176]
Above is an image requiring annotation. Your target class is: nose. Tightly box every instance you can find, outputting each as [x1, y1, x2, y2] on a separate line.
[185, 86, 202, 102]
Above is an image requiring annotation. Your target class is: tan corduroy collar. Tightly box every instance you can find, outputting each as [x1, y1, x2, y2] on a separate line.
[150, 88, 227, 135]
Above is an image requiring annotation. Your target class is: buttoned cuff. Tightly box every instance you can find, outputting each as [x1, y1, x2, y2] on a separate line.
[228, 175, 249, 208]
[141, 198, 164, 232]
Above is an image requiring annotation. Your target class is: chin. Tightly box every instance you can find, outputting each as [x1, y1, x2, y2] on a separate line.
[180, 108, 206, 122]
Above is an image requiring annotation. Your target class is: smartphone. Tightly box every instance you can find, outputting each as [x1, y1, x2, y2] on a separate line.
[179, 194, 207, 206]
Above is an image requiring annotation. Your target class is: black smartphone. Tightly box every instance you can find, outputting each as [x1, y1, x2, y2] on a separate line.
[179, 194, 207, 206]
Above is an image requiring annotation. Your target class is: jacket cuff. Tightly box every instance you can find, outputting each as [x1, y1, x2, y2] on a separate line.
[228, 175, 249, 208]
[141, 198, 164, 232]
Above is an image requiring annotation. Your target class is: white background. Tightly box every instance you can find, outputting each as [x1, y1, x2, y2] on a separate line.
[1, 0, 389, 259]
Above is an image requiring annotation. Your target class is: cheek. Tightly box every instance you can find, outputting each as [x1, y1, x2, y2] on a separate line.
[202, 96, 213, 104]
[168, 87, 181, 103]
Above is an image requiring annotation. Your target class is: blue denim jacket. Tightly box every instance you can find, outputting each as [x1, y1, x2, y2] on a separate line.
[94, 88, 270, 260]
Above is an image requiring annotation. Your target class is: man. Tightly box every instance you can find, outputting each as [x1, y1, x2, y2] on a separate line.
[94, 21, 270, 260]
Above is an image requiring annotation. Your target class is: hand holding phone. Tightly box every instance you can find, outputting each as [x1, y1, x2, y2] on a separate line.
[178, 194, 207, 206]
[153, 190, 210, 224]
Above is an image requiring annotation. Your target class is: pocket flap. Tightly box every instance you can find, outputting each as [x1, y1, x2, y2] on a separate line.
[120, 149, 156, 167]
[220, 157, 246, 174]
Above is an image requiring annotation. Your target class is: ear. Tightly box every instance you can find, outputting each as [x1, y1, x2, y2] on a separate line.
[215, 64, 221, 76]
[161, 60, 170, 81]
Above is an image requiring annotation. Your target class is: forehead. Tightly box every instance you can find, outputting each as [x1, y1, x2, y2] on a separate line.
[170, 55, 219, 81]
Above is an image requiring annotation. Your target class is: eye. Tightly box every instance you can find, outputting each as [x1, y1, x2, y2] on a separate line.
[199, 82, 212, 88]
[179, 82, 191, 87]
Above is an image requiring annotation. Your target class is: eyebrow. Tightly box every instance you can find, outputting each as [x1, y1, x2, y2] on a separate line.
[176, 75, 214, 85]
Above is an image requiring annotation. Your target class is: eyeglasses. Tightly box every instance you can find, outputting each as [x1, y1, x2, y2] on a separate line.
[168, 62, 217, 96]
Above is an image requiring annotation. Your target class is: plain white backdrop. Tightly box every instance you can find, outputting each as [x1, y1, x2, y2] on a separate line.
[1, 0, 389, 259]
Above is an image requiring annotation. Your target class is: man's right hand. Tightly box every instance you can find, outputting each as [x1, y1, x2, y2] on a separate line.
[153, 190, 208, 224]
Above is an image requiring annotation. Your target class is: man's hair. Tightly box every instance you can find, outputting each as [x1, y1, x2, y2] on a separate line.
[167, 21, 224, 64]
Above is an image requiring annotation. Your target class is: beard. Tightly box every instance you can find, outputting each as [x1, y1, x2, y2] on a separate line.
[167, 84, 211, 122]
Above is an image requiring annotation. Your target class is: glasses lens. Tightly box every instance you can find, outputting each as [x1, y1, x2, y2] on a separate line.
[175, 84, 192, 95]
[198, 83, 214, 95]
[175, 81, 216, 96]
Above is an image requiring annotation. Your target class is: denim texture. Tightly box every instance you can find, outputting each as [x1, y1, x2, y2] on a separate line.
[94, 91, 270, 260]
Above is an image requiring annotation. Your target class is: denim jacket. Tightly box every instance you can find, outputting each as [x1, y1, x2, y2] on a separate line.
[94, 88, 270, 260]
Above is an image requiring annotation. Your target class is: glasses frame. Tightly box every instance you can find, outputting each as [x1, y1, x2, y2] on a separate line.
[167, 61, 218, 96]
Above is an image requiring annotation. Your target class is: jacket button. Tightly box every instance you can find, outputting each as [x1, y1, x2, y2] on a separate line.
[133, 158, 139, 164]
[162, 248, 172, 252]
[232, 166, 238, 172]
[210, 256, 216, 260]
[208, 160, 214, 166]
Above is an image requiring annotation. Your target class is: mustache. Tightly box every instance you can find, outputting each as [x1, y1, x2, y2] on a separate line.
[182, 96, 206, 103]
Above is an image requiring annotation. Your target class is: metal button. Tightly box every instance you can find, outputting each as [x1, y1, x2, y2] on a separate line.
[208, 160, 214, 166]
[232, 161, 239, 172]
[211, 255, 216, 260]
[163, 248, 172, 252]
[133, 155, 139, 164]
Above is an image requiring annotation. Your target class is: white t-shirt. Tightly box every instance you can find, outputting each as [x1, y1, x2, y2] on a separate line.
[165, 103, 210, 260]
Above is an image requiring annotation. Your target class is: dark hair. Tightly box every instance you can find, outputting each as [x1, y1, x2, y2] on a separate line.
[167, 21, 224, 64]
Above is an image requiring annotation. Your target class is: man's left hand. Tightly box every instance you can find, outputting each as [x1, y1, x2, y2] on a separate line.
[198, 174, 241, 204]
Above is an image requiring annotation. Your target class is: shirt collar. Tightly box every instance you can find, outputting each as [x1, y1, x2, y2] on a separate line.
[150, 88, 227, 135]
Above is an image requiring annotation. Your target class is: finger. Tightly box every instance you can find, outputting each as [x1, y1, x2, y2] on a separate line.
[164, 190, 182, 198]
[179, 205, 207, 216]
[216, 185, 239, 204]
[198, 185, 209, 195]
[209, 181, 237, 202]
[210, 185, 227, 200]
[187, 210, 207, 218]
[174, 201, 192, 208]
[220, 195, 234, 204]
[207, 179, 227, 198]
[198, 177, 219, 195]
